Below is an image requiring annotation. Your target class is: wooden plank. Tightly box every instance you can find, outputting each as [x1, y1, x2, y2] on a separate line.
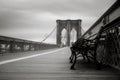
[0, 47, 119, 80]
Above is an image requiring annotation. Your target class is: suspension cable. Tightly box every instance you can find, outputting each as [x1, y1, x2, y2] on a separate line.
[40, 26, 56, 43]
[81, 27, 85, 34]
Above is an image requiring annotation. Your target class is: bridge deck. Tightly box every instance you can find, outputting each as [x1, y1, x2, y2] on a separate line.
[0, 47, 120, 80]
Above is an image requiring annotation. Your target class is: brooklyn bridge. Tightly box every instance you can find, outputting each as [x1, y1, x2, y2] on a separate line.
[0, 0, 120, 80]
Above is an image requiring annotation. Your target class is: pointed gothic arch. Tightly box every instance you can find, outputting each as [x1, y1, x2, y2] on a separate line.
[70, 28, 77, 46]
[61, 28, 67, 47]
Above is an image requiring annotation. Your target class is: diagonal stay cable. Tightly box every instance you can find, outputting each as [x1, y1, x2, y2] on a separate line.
[40, 26, 56, 43]
[81, 27, 85, 34]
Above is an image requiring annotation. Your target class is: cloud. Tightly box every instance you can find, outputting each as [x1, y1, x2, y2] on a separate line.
[0, 0, 116, 43]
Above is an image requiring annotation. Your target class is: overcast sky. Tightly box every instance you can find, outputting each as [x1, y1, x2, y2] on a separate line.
[0, 0, 116, 43]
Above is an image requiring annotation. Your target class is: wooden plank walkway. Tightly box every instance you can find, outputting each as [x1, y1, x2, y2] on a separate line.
[0, 47, 120, 80]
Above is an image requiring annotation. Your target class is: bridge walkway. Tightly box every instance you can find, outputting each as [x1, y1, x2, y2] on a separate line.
[0, 47, 120, 80]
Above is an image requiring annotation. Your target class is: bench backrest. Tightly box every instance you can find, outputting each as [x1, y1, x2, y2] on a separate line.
[71, 26, 104, 51]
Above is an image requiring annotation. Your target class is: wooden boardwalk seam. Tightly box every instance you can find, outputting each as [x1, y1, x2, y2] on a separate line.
[0, 47, 120, 80]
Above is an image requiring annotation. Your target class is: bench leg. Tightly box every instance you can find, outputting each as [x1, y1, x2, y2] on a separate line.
[69, 50, 74, 63]
[85, 51, 91, 63]
[70, 52, 77, 70]
[69, 55, 74, 63]
[95, 61, 101, 70]
[81, 51, 90, 62]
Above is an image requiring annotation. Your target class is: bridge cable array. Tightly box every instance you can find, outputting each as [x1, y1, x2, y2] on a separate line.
[81, 27, 85, 35]
[40, 26, 56, 44]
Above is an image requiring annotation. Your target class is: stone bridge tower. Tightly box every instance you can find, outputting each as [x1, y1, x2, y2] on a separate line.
[56, 19, 82, 47]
